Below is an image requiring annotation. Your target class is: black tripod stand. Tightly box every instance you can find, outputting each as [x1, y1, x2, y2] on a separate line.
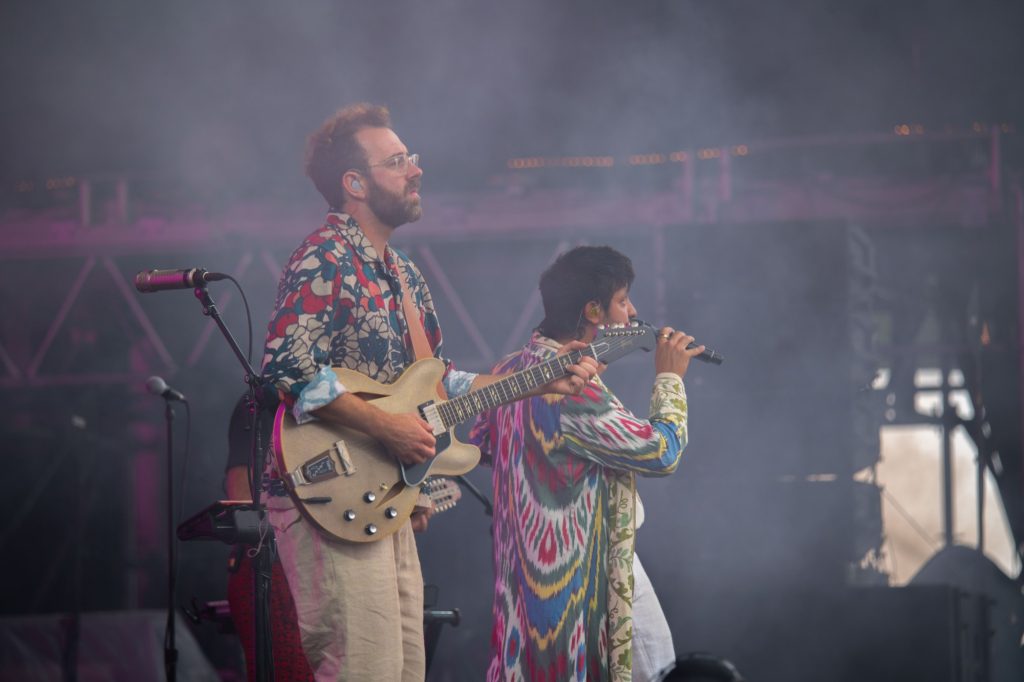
[145, 373, 191, 681]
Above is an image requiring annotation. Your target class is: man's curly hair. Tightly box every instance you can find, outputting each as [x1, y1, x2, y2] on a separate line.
[305, 103, 391, 209]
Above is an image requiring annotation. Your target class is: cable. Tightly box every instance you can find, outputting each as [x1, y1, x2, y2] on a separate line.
[226, 274, 253, 365]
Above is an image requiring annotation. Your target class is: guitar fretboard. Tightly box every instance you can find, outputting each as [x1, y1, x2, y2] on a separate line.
[433, 348, 588, 429]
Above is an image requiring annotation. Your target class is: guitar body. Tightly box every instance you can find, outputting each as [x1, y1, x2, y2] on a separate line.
[273, 358, 480, 543]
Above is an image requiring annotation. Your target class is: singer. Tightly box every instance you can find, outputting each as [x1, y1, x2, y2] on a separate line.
[468, 245, 706, 682]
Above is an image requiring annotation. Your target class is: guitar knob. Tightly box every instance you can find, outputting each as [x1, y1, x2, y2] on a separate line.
[344, 509, 356, 521]
[363, 491, 376, 503]
[385, 507, 398, 519]
[364, 524, 378, 536]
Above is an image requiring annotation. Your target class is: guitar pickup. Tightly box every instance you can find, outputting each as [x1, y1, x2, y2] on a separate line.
[419, 402, 446, 436]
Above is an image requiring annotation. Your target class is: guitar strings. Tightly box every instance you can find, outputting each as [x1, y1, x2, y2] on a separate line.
[433, 332, 641, 429]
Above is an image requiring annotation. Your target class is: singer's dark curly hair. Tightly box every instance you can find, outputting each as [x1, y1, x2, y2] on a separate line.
[305, 103, 391, 210]
[537, 245, 634, 340]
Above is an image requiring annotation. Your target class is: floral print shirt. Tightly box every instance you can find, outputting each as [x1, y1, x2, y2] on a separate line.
[261, 212, 476, 423]
[469, 334, 689, 682]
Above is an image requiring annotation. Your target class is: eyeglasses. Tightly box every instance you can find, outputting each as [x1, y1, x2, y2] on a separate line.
[369, 152, 420, 173]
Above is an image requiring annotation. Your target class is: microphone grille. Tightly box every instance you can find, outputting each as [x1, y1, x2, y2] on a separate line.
[145, 375, 167, 396]
[134, 271, 151, 292]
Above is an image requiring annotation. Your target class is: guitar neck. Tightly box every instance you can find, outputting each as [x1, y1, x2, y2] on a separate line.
[432, 347, 588, 430]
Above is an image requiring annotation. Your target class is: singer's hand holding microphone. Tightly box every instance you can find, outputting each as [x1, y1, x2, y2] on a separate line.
[655, 327, 709, 378]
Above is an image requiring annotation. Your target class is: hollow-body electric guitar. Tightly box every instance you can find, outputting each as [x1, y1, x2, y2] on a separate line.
[273, 322, 657, 542]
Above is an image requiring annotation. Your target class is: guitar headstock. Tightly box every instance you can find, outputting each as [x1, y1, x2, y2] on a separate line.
[591, 321, 657, 364]
[423, 477, 462, 513]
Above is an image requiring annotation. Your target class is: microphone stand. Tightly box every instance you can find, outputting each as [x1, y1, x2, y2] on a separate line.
[162, 398, 178, 682]
[455, 475, 493, 517]
[192, 283, 275, 682]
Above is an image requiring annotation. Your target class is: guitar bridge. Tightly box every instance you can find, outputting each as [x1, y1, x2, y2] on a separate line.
[332, 440, 356, 475]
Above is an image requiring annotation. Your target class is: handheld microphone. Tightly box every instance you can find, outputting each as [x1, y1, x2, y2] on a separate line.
[687, 342, 724, 365]
[640, 320, 724, 365]
[134, 268, 228, 293]
[146, 376, 187, 402]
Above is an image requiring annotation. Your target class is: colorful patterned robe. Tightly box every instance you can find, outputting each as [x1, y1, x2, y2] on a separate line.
[469, 334, 689, 682]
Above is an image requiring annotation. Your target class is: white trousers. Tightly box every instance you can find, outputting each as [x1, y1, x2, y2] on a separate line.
[632, 553, 676, 682]
[266, 496, 425, 682]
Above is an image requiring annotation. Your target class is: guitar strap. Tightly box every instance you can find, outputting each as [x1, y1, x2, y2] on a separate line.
[395, 261, 446, 510]
[395, 260, 448, 401]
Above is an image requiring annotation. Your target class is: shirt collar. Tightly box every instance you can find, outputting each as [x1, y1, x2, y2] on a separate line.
[326, 211, 396, 268]
[530, 332, 562, 354]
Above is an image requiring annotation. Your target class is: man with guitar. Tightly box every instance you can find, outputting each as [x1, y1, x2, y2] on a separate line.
[260, 103, 598, 681]
[469, 246, 705, 682]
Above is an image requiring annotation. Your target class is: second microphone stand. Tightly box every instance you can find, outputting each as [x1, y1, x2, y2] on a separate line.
[192, 283, 275, 682]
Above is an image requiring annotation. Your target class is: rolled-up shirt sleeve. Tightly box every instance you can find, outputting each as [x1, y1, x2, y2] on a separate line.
[443, 368, 477, 398]
[291, 366, 347, 423]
